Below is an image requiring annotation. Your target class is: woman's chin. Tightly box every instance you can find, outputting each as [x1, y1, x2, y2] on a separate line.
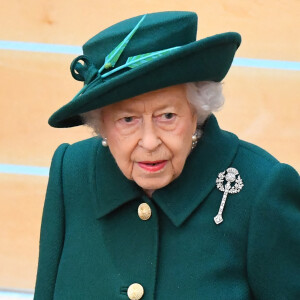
[133, 175, 172, 192]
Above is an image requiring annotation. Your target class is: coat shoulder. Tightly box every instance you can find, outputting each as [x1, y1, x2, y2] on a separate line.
[63, 137, 101, 165]
[238, 139, 279, 164]
[59, 137, 101, 187]
[235, 139, 280, 178]
[66, 136, 101, 154]
[230, 138, 294, 210]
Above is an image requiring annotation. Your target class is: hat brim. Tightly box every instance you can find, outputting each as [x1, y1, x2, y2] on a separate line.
[49, 32, 241, 128]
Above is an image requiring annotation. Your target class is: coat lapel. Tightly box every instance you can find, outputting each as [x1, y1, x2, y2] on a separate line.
[92, 144, 142, 219]
[152, 115, 239, 227]
[92, 114, 239, 227]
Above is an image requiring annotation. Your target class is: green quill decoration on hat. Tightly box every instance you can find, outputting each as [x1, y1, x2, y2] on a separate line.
[126, 48, 181, 68]
[73, 14, 147, 98]
[75, 15, 147, 97]
[98, 14, 147, 74]
[73, 14, 180, 98]
[101, 46, 180, 78]
[98, 14, 180, 78]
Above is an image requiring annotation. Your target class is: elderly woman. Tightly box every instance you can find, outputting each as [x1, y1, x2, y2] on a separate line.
[34, 11, 300, 300]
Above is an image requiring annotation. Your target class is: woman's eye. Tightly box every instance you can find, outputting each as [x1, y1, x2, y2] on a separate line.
[123, 116, 134, 123]
[162, 113, 175, 120]
[117, 116, 139, 126]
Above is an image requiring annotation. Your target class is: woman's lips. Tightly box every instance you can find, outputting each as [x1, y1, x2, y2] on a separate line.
[138, 160, 167, 172]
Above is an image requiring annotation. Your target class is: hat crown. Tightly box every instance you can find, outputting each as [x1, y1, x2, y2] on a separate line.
[83, 11, 198, 68]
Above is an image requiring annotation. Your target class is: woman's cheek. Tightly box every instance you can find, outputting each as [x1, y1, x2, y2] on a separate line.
[112, 150, 134, 180]
[116, 139, 137, 179]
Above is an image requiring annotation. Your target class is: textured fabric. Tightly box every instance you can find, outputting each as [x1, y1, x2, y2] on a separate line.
[34, 115, 300, 299]
[48, 11, 241, 128]
[34, 143, 68, 298]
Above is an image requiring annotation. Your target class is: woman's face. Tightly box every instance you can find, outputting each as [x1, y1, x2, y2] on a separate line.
[100, 84, 197, 195]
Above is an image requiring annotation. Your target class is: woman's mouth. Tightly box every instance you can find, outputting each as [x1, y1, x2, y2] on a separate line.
[138, 160, 167, 172]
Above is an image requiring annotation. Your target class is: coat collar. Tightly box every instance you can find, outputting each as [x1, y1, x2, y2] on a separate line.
[92, 115, 239, 227]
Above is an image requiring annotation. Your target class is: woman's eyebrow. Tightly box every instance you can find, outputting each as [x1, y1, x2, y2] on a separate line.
[114, 108, 139, 115]
[114, 102, 178, 115]
[155, 105, 176, 111]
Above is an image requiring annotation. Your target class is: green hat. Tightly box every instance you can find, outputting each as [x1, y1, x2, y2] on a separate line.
[49, 11, 241, 128]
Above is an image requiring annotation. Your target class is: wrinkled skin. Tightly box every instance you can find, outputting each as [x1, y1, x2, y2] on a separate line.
[99, 84, 197, 197]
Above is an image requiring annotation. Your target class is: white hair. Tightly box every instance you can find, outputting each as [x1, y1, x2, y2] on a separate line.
[185, 81, 224, 125]
[81, 81, 224, 136]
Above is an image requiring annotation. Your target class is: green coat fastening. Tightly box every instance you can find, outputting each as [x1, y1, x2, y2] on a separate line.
[34, 115, 300, 300]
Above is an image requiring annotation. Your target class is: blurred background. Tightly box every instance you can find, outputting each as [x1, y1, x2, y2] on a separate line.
[0, 1, 299, 299]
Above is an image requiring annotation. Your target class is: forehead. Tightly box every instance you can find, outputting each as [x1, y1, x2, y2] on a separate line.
[104, 84, 188, 112]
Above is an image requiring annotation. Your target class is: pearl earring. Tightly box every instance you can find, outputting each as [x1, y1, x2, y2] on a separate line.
[191, 132, 199, 150]
[102, 138, 108, 147]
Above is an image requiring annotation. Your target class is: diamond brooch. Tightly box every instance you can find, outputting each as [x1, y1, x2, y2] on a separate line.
[214, 167, 244, 225]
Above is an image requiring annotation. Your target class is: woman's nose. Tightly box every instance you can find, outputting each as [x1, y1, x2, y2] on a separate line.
[138, 119, 162, 151]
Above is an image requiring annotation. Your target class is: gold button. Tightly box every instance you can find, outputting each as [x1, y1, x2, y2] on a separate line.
[127, 283, 144, 300]
[138, 203, 151, 220]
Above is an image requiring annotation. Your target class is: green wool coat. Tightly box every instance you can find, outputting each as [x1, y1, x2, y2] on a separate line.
[34, 115, 300, 300]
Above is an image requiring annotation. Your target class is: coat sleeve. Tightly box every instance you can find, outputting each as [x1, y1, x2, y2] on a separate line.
[247, 163, 300, 299]
[34, 143, 69, 300]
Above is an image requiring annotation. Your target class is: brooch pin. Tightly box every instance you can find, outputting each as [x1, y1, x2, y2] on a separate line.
[214, 167, 244, 225]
